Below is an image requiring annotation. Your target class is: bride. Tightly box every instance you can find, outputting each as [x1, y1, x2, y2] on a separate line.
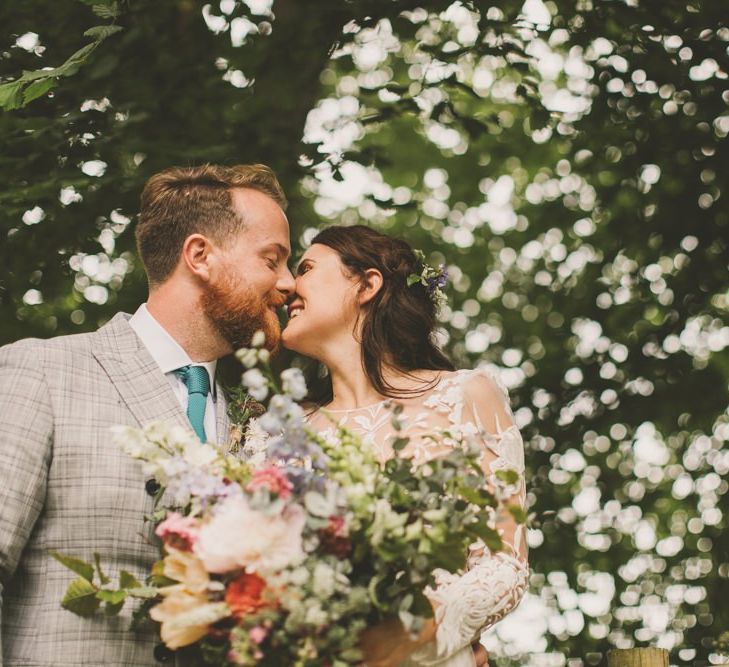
[280, 225, 529, 667]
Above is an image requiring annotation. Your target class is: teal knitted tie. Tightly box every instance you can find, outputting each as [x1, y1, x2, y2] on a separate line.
[174, 365, 210, 442]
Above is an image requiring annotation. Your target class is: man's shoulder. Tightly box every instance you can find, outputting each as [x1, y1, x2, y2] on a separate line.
[0, 312, 133, 364]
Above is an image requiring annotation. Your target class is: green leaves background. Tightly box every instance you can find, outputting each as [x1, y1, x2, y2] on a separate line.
[2, 1, 728, 665]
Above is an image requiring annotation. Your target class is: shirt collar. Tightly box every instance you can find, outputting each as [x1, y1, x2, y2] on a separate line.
[128, 303, 217, 394]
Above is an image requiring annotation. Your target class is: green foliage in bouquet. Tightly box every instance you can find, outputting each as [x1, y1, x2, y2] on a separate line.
[49, 550, 157, 618]
[314, 411, 505, 627]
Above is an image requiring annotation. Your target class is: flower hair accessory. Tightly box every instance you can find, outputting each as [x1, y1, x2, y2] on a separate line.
[407, 249, 448, 308]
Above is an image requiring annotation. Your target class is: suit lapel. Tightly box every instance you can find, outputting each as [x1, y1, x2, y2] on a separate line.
[215, 379, 231, 446]
[92, 313, 190, 431]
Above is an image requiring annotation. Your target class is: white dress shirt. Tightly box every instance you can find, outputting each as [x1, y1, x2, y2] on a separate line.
[128, 304, 218, 442]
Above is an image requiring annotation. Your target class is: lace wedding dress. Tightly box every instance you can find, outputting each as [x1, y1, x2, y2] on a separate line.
[305, 368, 530, 666]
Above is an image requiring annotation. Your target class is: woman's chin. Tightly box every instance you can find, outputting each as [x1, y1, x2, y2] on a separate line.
[280, 326, 303, 352]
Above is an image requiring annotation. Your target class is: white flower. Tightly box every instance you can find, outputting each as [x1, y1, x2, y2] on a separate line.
[242, 369, 266, 389]
[167, 424, 200, 448]
[143, 421, 178, 443]
[423, 509, 447, 522]
[270, 393, 304, 419]
[235, 348, 258, 369]
[251, 330, 266, 348]
[242, 368, 269, 401]
[312, 563, 335, 598]
[304, 489, 337, 518]
[250, 386, 268, 402]
[182, 441, 219, 468]
[112, 424, 155, 459]
[257, 411, 283, 435]
[345, 483, 367, 503]
[287, 566, 310, 587]
[280, 367, 307, 400]
[159, 456, 188, 484]
[242, 418, 270, 468]
[304, 602, 328, 627]
[194, 496, 305, 574]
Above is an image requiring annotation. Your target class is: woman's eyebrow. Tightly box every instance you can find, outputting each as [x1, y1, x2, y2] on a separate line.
[295, 258, 314, 275]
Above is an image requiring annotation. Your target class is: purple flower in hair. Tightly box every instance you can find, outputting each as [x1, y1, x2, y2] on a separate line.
[426, 264, 448, 294]
[408, 251, 448, 308]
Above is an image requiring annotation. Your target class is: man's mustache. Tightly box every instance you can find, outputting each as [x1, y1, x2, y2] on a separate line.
[269, 293, 288, 310]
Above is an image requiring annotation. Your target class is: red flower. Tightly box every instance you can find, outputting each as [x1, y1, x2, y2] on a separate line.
[327, 515, 347, 537]
[318, 515, 351, 558]
[225, 572, 270, 618]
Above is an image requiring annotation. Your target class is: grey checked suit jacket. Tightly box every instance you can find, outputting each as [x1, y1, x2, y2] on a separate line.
[0, 313, 230, 666]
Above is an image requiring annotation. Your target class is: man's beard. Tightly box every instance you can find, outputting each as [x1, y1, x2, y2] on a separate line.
[201, 275, 285, 352]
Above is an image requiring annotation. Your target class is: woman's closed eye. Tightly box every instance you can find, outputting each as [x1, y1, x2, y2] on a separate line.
[296, 262, 311, 276]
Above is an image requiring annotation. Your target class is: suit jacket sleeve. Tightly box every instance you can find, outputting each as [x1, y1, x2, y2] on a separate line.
[0, 342, 54, 662]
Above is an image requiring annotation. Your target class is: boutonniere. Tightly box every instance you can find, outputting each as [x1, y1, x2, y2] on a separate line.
[225, 385, 266, 455]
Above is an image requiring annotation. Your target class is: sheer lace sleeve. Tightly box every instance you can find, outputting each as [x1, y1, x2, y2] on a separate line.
[405, 369, 529, 666]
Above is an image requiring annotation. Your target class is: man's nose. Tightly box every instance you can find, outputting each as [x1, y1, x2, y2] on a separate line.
[276, 265, 296, 296]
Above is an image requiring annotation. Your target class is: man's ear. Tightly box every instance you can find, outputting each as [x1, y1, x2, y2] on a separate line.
[358, 268, 384, 306]
[181, 234, 214, 282]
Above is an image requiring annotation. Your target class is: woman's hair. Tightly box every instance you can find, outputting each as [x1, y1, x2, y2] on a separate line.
[305, 224, 454, 406]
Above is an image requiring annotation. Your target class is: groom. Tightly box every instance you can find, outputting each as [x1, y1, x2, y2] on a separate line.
[0, 164, 295, 665]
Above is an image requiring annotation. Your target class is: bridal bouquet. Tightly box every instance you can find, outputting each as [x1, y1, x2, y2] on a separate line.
[52, 335, 523, 666]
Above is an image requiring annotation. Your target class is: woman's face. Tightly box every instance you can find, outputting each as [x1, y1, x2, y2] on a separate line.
[281, 244, 362, 356]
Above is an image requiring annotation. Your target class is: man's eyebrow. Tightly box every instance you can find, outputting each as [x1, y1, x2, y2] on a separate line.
[264, 243, 291, 260]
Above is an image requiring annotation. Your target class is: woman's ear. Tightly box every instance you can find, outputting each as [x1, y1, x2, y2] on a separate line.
[358, 268, 384, 305]
[181, 233, 214, 282]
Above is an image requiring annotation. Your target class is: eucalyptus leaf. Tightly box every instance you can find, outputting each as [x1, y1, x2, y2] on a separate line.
[22, 78, 55, 105]
[119, 570, 141, 590]
[92, 2, 120, 18]
[104, 599, 126, 616]
[507, 504, 528, 524]
[391, 437, 410, 452]
[83, 25, 123, 41]
[49, 551, 95, 583]
[0, 82, 24, 110]
[495, 469, 519, 485]
[97, 589, 127, 604]
[127, 586, 159, 599]
[94, 552, 110, 585]
[60, 578, 101, 617]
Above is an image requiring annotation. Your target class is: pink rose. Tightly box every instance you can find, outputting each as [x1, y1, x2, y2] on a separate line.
[246, 466, 293, 500]
[156, 512, 201, 551]
[249, 626, 268, 645]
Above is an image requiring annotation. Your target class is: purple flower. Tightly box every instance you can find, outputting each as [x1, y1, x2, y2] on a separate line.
[426, 265, 448, 294]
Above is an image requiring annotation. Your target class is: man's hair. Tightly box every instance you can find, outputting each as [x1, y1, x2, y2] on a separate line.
[135, 163, 287, 286]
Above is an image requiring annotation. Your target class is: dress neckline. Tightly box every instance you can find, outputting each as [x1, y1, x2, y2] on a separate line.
[322, 398, 391, 413]
[318, 370, 468, 414]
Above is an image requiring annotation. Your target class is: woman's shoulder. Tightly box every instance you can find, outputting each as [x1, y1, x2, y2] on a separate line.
[435, 366, 510, 398]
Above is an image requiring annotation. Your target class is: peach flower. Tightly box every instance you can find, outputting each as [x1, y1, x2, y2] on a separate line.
[194, 496, 305, 574]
